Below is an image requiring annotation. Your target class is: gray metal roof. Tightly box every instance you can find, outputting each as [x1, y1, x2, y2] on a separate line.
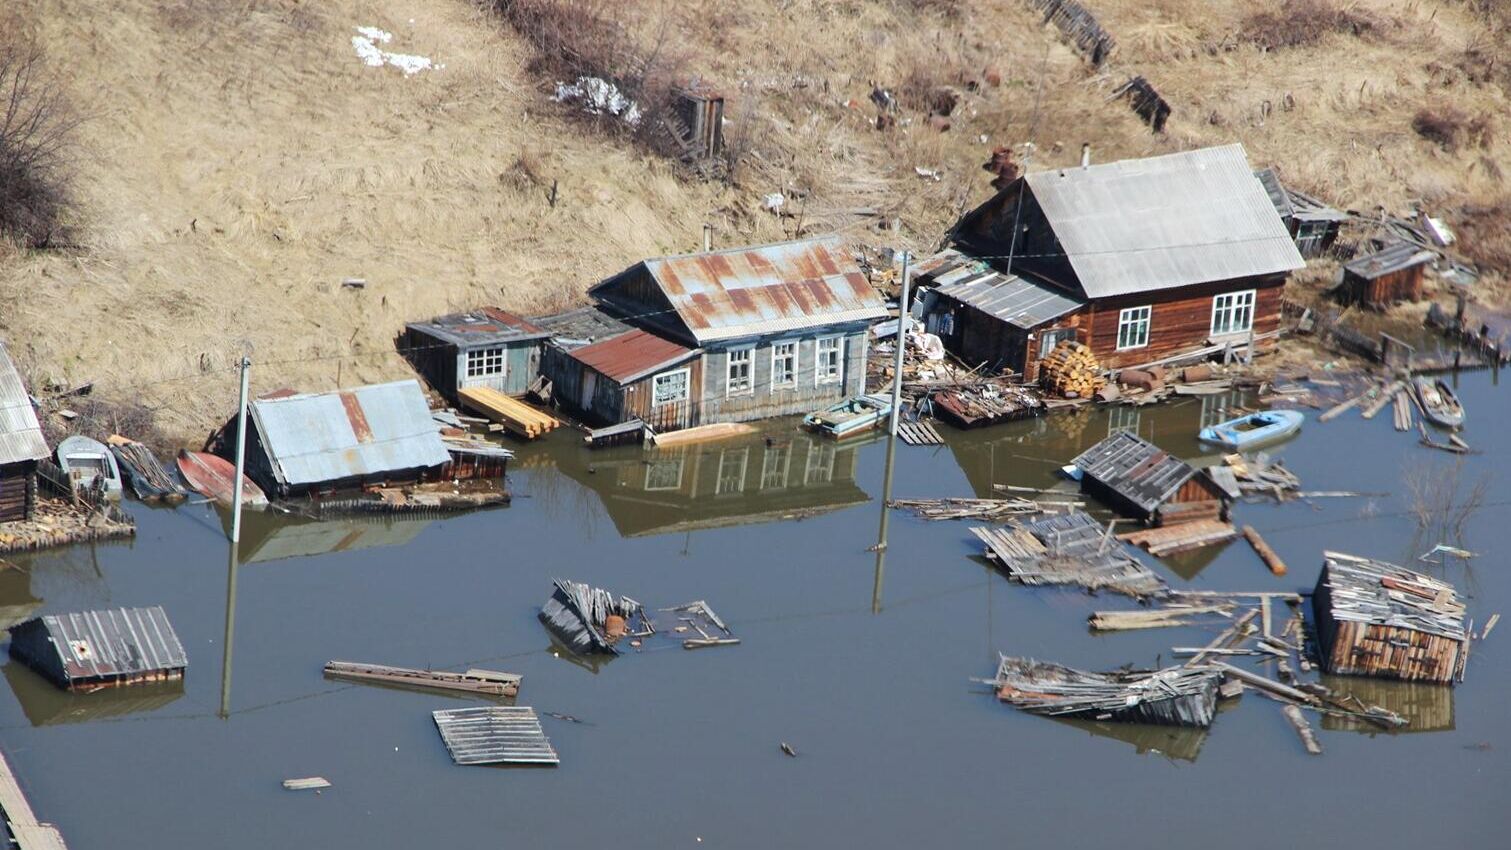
[405, 307, 550, 348]
[936, 268, 1084, 330]
[22, 607, 187, 682]
[433, 706, 559, 765]
[0, 341, 49, 466]
[1344, 241, 1436, 279]
[1072, 431, 1198, 514]
[528, 305, 634, 350]
[249, 379, 451, 488]
[1253, 168, 1294, 220]
[1025, 144, 1305, 299]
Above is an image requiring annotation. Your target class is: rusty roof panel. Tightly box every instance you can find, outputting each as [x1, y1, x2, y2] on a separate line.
[569, 329, 700, 384]
[597, 236, 888, 344]
[249, 379, 451, 488]
[406, 307, 551, 348]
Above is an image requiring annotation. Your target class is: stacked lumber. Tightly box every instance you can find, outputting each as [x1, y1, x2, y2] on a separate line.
[458, 387, 561, 439]
[1038, 341, 1105, 399]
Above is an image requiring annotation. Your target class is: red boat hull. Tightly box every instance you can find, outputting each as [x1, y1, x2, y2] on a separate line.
[176, 451, 268, 507]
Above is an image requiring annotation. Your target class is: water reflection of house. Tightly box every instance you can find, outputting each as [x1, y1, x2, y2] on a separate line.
[231, 512, 432, 564]
[1317, 674, 1454, 734]
[1054, 716, 1209, 763]
[556, 433, 870, 537]
[3, 662, 183, 726]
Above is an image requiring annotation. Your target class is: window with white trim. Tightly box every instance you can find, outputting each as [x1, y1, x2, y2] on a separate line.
[726, 348, 753, 396]
[465, 346, 506, 377]
[816, 337, 843, 384]
[644, 457, 684, 491]
[771, 341, 797, 388]
[652, 368, 689, 406]
[760, 445, 791, 489]
[1210, 290, 1256, 336]
[716, 449, 748, 495]
[1116, 306, 1151, 351]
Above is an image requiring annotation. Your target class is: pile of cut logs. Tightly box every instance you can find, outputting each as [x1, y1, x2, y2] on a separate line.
[1039, 341, 1106, 398]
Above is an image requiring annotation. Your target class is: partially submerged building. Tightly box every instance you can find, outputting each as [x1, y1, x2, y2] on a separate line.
[0, 341, 48, 523]
[1070, 431, 1228, 526]
[1312, 552, 1469, 685]
[9, 606, 187, 690]
[1254, 168, 1347, 258]
[923, 145, 1305, 378]
[542, 235, 887, 431]
[230, 379, 454, 497]
[401, 307, 552, 403]
[1335, 242, 1436, 309]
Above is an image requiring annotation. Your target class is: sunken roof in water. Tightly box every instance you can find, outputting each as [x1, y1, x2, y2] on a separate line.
[248, 379, 451, 488]
[406, 307, 550, 347]
[1022, 144, 1304, 299]
[8, 606, 187, 688]
[0, 341, 49, 466]
[1071, 431, 1200, 515]
[592, 235, 888, 344]
[1316, 552, 1467, 640]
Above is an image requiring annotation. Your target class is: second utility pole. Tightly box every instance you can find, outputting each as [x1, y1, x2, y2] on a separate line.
[230, 356, 250, 544]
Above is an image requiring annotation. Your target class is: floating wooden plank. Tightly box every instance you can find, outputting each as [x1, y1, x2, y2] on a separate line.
[1241, 526, 1288, 576]
[1318, 390, 1367, 422]
[683, 637, 741, 650]
[0, 747, 68, 850]
[324, 661, 520, 697]
[282, 777, 331, 791]
[1087, 605, 1233, 631]
[1359, 380, 1403, 419]
[458, 387, 561, 440]
[1119, 519, 1238, 556]
[1282, 704, 1323, 755]
[584, 419, 645, 448]
[648, 422, 756, 448]
[896, 421, 944, 446]
[433, 706, 559, 766]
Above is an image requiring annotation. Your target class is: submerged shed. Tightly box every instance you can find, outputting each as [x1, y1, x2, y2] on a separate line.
[0, 341, 49, 523]
[401, 308, 551, 403]
[1337, 243, 1436, 308]
[9, 606, 187, 690]
[990, 656, 1221, 727]
[1071, 432, 1227, 525]
[1312, 552, 1469, 685]
[539, 328, 702, 433]
[971, 511, 1168, 598]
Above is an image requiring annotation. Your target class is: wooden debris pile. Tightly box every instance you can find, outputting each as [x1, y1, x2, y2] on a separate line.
[931, 383, 1041, 428]
[971, 511, 1168, 598]
[661, 600, 739, 650]
[0, 496, 135, 554]
[1312, 552, 1470, 684]
[1039, 341, 1105, 399]
[988, 656, 1221, 727]
[1221, 453, 1300, 499]
[889, 496, 1078, 522]
[539, 578, 645, 656]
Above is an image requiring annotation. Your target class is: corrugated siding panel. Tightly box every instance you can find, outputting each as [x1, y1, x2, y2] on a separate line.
[0, 342, 50, 466]
[34, 607, 187, 682]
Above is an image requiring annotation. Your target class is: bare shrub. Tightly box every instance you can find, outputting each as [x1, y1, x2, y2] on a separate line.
[1412, 106, 1494, 152]
[896, 56, 961, 115]
[1241, 0, 1381, 51]
[1403, 459, 1490, 538]
[0, 34, 78, 249]
[1452, 197, 1511, 272]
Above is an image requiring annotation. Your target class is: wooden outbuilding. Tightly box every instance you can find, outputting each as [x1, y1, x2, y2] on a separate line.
[1070, 431, 1228, 526]
[1254, 168, 1347, 258]
[0, 341, 48, 523]
[925, 145, 1304, 378]
[401, 308, 552, 404]
[1336, 242, 1435, 309]
[1312, 552, 1469, 685]
[539, 328, 703, 433]
[9, 606, 187, 690]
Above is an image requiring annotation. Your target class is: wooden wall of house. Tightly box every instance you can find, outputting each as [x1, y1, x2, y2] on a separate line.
[620, 359, 704, 432]
[698, 324, 870, 424]
[0, 461, 37, 523]
[1081, 276, 1286, 370]
[1342, 266, 1425, 308]
[942, 302, 1033, 374]
[955, 185, 1078, 289]
[400, 328, 459, 403]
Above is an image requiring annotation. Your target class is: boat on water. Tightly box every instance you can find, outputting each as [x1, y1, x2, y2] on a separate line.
[107, 435, 189, 503]
[1412, 376, 1465, 429]
[1197, 409, 1305, 451]
[176, 450, 267, 508]
[803, 394, 894, 439]
[56, 436, 124, 500]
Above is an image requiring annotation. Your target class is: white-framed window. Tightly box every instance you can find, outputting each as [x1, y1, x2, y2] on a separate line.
[726, 348, 753, 396]
[760, 444, 791, 489]
[815, 336, 843, 385]
[466, 346, 506, 377]
[1210, 290, 1256, 336]
[804, 441, 836, 484]
[716, 449, 748, 495]
[771, 341, 797, 388]
[1116, 306, 1151, 351]
[652, 368, 689, 406]
[644, 456, 684, 491]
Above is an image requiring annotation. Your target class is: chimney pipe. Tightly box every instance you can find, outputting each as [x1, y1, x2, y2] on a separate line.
[702, 223, 713, 253]
[1080, 143, 1091, 169]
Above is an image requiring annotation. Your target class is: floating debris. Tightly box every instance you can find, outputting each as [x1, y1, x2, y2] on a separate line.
[972, 512, 1167, 598]
[323, 661, 520, 697]
[540, 579, 643, 656]
[106, 435, 188, 503]
[1088, 605, 1236, 632]
[987, 656, 1220, 727]
[433, 706, 558, 766]
[1118, 519, 1239, 557]
[890, 497, 1071, 522]
[661, 600, 739, 650]
[282, 777, 331, 791]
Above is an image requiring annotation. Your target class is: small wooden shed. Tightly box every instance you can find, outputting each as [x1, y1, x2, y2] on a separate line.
[9, 606, 188, 690]
[0, 341, 48, 523]
[1337, 243, 1435, 308]
[1312, 552, 1468, 685]
[539, 328, 702, 433]
[401, 308, 552, 403]
[1070, 431, 1228, 526]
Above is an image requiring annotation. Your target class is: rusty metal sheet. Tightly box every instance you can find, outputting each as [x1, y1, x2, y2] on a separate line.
[405, 307, 551, 348]
[570, 329, 699, 384]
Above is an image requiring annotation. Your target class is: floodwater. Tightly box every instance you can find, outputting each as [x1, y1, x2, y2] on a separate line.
[1, 371, 1507, 849]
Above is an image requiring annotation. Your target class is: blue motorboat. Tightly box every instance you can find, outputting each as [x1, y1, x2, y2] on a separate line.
[1198, 410, 1304, 451]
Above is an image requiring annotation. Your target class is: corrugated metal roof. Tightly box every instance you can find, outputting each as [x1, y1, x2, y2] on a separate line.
[1253, 168, 1294, 220]
[569, 329, 699, 384]
[26, 607, 187, 682]
[603, 235, 888, 344]
[1025, 144, 1305, 299]
[1072, 432, 1198, 514]
[249, 380, 451, 487]
[433, 706, 559, 765]
[0, 341, 49, 466]
[936, 269, 1085, 330]
[528, 305, 634, 349]
[406, 307, 550, 348]
[1344, 242, 1436, 279]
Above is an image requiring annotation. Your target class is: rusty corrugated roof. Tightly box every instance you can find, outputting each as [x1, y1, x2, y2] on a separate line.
[569, 329, 699, 384]
[596, 235, 888, 344]
[407, 307, 550, 348]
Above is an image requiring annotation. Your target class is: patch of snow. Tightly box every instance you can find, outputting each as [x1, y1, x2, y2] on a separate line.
[352, 26, 442, 76]
[356, 26, 393, 43]
[552, 77, 642, 127]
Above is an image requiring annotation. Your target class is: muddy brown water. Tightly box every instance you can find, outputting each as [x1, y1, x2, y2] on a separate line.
[1, 372, 1506, 848]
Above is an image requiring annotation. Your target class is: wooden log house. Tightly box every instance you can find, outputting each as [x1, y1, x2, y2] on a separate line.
[920, 144, 1305, 380]
[400, 308, 552, 404]
[0, 342, 48, 524]
[1335, 242, 1436, 309]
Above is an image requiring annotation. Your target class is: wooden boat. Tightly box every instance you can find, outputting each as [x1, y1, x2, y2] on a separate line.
[176, 450, 267, 508]
[803, 393, 893, 439]
[323, 661, 520, 697]
[56, 436, 124, 501]
[106, 435, 189, 503]
[1412, 376, 1464, 429]
[1198, 410, 1304, 450]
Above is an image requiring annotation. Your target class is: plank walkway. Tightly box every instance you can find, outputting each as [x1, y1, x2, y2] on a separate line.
[0, 748, 67, 850]
[897, 421, 944, 446]
[433, 707, 559, 766]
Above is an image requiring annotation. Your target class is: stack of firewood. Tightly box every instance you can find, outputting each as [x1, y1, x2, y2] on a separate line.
[1039, 341, 1106, 398]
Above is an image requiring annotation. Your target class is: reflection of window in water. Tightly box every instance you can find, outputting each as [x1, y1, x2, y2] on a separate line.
[804, 442, 836, 484]
[643, 456, 685, 491]
[716, 449, 749, 495]
[1200, 391, 1242, 430]
[760, 445, 791, 489]
[1107, 405, 1140, 437]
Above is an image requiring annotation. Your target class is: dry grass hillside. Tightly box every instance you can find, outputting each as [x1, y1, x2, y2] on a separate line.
[1, 0, 1507, 442]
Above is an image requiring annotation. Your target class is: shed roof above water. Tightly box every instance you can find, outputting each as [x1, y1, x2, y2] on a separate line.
[0, 341, 49, 466]
[1071, 431, 1199, 515]
[567, 329, 699, 384]
[8, 606, 187, 687]
[1343, 242, 1436, 280]
[249, 379, 450, 488]
[405, 307, 550, 348]
[933, 261, 1084, 330]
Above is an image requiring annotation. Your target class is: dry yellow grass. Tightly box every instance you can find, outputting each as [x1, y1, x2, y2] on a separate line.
[0, 0, 1506, 442]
